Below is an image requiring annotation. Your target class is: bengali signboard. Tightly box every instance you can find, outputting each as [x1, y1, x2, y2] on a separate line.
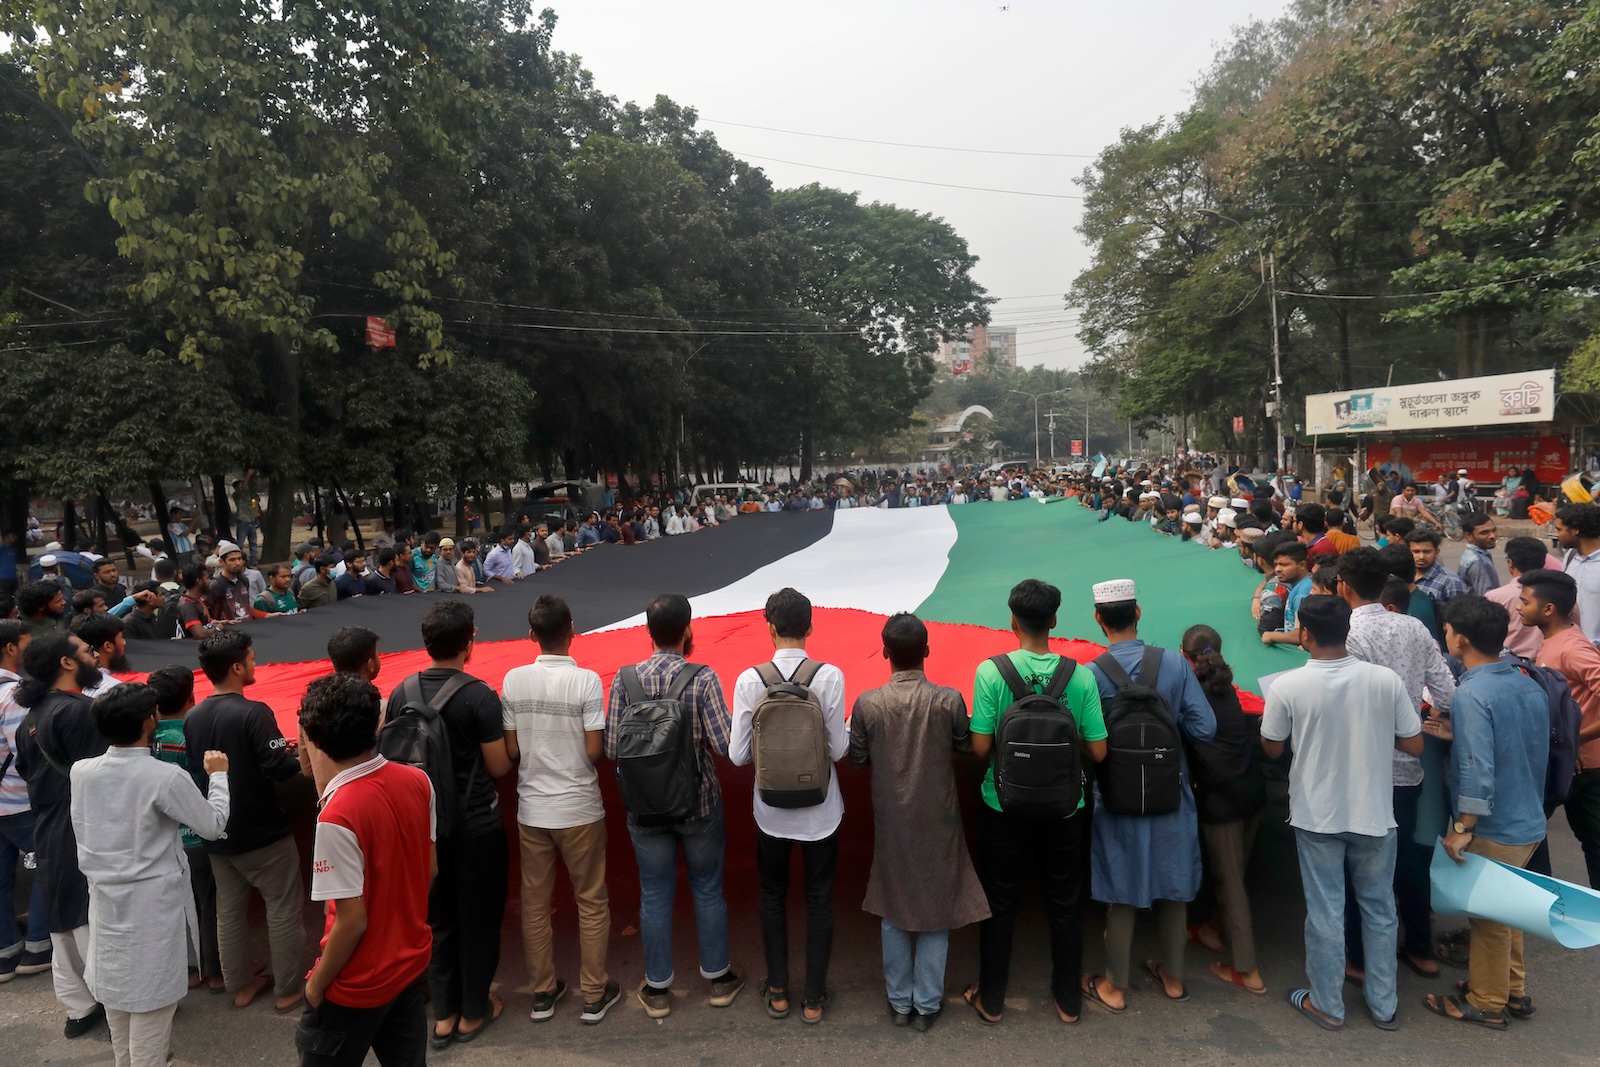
[1304, 369, 1555, 436]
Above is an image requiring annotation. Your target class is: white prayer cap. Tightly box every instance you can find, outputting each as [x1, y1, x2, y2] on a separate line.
[1182, 512, 1203, 524]
[43, 541, 62, 552]
[1141, 480, 1153, 486]
[1217, 508, 1238, 527]
[1207, 495, 1227, 509]
[1092, 578, 1137, 604]
[1230, 497, 1250, 509]
[39, 554, 58, 567]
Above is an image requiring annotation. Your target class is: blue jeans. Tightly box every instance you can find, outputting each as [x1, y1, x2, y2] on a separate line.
[0, 810, 50, 950]
[1295, 827, 1398, 1023]
[881, 922, 948, 1016]
[627, 802, 730, 988]
[235, 522, 259, 564]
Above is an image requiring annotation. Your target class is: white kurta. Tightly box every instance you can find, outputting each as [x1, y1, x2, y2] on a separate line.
[70, 746, 230, 1013]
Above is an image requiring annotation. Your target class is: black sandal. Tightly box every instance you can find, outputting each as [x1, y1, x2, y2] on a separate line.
[963, 984, 1001, 1024]
[760, 980, 790, 1020]
[1424, 993, 1507, 1030]
[1454, 981, 1534, 1020]
[801, 990, 832, 1025]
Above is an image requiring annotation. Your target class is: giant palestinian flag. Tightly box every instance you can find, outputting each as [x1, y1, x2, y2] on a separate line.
[122, 501, 1298, 905]
[129, 500, 1299, 729]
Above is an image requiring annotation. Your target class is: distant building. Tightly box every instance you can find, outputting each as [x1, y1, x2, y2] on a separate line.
[921, 405, 999, 464]
[938, 325, 1016, 375]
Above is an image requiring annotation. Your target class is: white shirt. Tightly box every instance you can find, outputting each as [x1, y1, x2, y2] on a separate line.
[1345, 603, 1455, 787]
[684, 514, 700, 533]
[730, 649, 848, 841]
[950, 492, 968, 505]
[1565, 547, 1600, 645]
[1261, 656, 1421, 837]
[83, 673, 123, 700]
[501, 655, 605, 828]
[545, 532, 567, 560]
[836, 496, 853, 510]
[665, 513, 685, 535]
[512, 538, 539, 578]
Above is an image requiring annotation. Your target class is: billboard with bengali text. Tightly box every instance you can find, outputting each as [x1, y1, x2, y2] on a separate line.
[1366, 434, 1570, 486]
[1305, 369, 1555, 435]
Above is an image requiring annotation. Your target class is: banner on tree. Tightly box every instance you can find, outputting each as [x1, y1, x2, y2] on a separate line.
[365, 316, 397, 348]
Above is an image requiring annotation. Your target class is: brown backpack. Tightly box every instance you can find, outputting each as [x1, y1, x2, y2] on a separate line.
[751, 659, 829, 808]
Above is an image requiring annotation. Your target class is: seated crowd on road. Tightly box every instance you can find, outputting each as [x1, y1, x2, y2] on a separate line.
[1, 478, 1598, 1065]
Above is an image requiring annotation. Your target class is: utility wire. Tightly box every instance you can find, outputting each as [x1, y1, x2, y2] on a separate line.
[706, 118, 1099, 159]
[1275, 258, 1600, 300]
[734, 153, 1086, 200]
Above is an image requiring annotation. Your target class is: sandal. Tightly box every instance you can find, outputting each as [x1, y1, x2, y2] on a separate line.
[1081, 974, 1126, 1015]
[1209, 962, 1266, 996]
[759, 980, 790, 1020]
[1286, 988, 1343, 1031]
[1424, 992, 1507, 1030]
[1453, 981, 1534, 1020]
[455, 994, 503, 1043]
[1186, 923, 1223, 953]
[431, 1021, 457, 1050]
[800, 990, 831, 1025]
[1399, 952, 1441, 979]
[962, 984, 1001, 1024]
[1436, 931, 1471, 969]
[1143, 959, 1190, 1002]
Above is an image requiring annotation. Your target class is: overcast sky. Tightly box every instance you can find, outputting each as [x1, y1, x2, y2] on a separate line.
[546, 0, 1291, 369]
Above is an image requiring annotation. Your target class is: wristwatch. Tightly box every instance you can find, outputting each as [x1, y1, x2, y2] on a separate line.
[1452, 820, 1470, 835]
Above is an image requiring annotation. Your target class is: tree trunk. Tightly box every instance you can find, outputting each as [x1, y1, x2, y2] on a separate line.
[500, 482, 514, 529]
[260, 334, 303, 561]
[800, 427, 815, 481]
[3, 487, 29, 569]
[312, 484, 326, 543]
[92, 491, 109, 557]
[454, 481, 467, 540]
[149, 481, 175, 558]
[331, 480, 363, 552]
[62, 498, 77, 550]
[211, 473, 232, 544]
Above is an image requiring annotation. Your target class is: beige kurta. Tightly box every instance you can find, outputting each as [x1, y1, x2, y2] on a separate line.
[70, 746, 230, 1014]
[849, 671, 990, 931]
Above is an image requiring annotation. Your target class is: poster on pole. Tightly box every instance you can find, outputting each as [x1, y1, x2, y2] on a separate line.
[1070, 440, 1083, 456]
[1304, 369, 1555, 435]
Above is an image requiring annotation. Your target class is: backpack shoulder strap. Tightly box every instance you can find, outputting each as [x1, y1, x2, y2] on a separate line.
[665, 663, 704, 701]
[989, 654, 1030, 702]
[789, 658, 823, 688]
[1042, 658, 1077, 700]
[753, 662, 785, 688]
[618, 665, 647, 705]
[425, 672, 473, 715]
[1137, 645, 1165, 687]
[1093, 651, 1135, 690]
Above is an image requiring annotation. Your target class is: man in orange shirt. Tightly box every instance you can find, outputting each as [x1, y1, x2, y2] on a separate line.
[1519, 570, 1600, 888]
[1323, 508, 1361, 554]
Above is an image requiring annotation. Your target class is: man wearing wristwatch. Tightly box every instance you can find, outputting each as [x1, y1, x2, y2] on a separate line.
[1422, 597, 1549, 1030]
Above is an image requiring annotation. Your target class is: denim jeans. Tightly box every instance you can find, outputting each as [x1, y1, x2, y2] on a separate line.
[627, 802, 729, 988]
[1295, 827, 1398, 1024]
[0, 810, 50, 950]
[235, 522, 259, 565]
[881, 922, 948, 1016]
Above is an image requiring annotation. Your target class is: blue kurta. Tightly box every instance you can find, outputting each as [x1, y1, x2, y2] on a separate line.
[1088, 640, 1217, 907]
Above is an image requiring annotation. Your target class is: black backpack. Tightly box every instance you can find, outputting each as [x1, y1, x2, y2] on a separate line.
[612, 663, 705, 826]
[157, 587, 185, 640]
[1093, 647, 1185, 816]
[378, 674, 475, 839]
[1508, 657, 1584, 815]
[989, 655, 1084, 819]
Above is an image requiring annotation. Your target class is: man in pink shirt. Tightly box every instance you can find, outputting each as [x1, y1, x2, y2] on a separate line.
[1519, 570, 1600, 888]
[1487, 538, 1554, 661]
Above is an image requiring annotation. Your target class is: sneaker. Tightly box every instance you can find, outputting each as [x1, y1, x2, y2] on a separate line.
[581, 980, 622, 1025]
[708, 970, 746, 1008]
[0, 955, 16, 983]
[529, 979, 568, 1022]
[18, 947, 54, 976]
[64, 1003, 106, 1039]
[637, 983, 673, 1019]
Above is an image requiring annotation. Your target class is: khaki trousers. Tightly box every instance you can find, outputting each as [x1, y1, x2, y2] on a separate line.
[107, 1002, 179, 1067]
[519, 819, 610, 1003]
[1464, 837, 1538, 1015]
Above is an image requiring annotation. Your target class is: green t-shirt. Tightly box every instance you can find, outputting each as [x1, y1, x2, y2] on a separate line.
[256, 589, 298, 615]
[152, 718, 202, 849]
[970, 649, 1107, 813]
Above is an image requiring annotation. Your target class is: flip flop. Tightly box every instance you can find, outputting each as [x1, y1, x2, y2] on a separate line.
[430, 1022, 457, 1050]
[1186, 923, 1223, 953]
[1081, 975, 1126, 1015]
[1423, 993, 1507, 1030]
[455, 994, 504, 1043]
[1399, 952, 1441, 979]
[1286, 988, 1343, 1031]
[1209, 963, 1266, 996]
[962, 984, 1001, 1025]
[1143, 959, 1190, 1002]
[274, 992, 306, 1015]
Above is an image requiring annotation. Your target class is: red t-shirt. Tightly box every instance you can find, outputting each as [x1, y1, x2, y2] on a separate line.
[310, 757, 435, 1008]
[1306, 535, 1339, 562]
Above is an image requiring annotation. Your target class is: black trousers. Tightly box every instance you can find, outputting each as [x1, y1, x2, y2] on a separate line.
[427, 828, 508, 1021]
[1347, 784, 1432, 964]
[976, 802, 1086, 1018]
[755, 828, 839, 1003]
[296, 977, 426, 1067]
[1565, 770, 1600, 888]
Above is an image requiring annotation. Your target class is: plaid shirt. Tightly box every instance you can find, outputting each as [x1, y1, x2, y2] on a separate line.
[605, 651, 731, 819]
[1416, 561, 1468, 605]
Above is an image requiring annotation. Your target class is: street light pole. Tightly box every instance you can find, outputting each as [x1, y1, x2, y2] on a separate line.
[1008, 388, 1068, 469]
[1196, 209, 1286, 477]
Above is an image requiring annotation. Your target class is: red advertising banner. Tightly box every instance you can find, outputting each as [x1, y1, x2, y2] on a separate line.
[1232, 415, 1245, 433]
[1070, 439, 1084, 456]
[1367, 434, 1569, 485]
[365, 316, 396, 348]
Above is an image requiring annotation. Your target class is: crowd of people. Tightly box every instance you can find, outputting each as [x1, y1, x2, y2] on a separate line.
[2, 477, 1599, 1064]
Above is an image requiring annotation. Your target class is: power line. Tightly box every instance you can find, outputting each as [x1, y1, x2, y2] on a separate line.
[1275, 258, 1600, 301]
[735, 153, 1086, 200]
[706, 118, 1098, 159]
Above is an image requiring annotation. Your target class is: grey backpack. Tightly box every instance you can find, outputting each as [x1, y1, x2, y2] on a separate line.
[751, 659, 829, 808]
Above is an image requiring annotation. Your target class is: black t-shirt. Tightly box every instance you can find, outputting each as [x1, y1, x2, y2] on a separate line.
[208, 574, 251, 621]
[364, 570, 398, 596]
[14, 690, 108, 883]
[406, 668, 504, 839]
[95, 581, 128, 609]
[123, 609, 162, 640]
[184, 692, 301, 854]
